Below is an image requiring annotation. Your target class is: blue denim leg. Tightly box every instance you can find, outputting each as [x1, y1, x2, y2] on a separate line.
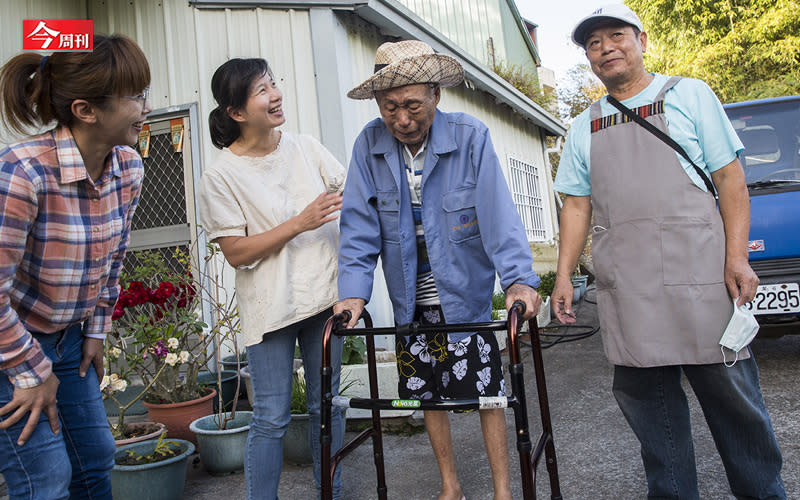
[0, 376, 71, 500]
[245, 325, 295, 500]
[245, 309, 344, 500]
[0, 324, 114, 500]
[297, 310, 344, 500]
[613, 365, 699, 500]
[50, 325, 115, 500]
[683, 354, 785, 500]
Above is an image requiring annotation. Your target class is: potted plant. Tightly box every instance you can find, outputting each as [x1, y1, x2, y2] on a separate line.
[189, 409, 252, 475]
[111, 431, 195, 500]
[102, 346, 167, 446]
[108, 249, 217, 445]
[189, 241, 255, 476]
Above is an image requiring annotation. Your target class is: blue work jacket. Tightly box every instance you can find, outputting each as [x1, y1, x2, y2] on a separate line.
[338, 109, 540, 340]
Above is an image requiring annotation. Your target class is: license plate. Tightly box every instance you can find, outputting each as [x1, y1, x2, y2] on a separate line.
[745, 283, 800, 315]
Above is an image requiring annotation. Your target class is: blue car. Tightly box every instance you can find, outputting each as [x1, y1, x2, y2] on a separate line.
[724, 95, 800, 334]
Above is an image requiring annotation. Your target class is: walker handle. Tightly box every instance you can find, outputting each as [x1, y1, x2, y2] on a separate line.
[511, 300, 527, 317]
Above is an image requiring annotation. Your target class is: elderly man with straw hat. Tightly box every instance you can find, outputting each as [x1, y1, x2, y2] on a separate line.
[334, 40, 542, 500]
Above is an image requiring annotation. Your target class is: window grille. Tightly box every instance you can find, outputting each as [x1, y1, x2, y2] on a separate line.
[507, 155, 547, 242]
[122, 113, 196, 280]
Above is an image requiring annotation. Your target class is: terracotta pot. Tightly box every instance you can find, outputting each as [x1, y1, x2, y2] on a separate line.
[114, 421, 167, 448]
[143, 389, 216, 445]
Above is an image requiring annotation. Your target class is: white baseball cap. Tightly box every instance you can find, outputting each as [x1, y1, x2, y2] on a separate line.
[571, 4, 644, 48]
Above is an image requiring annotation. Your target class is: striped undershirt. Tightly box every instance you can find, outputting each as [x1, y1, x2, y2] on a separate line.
[402, 139, 440, 306]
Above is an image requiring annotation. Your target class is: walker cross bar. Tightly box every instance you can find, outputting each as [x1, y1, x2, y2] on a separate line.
[320, 302, 562, 500]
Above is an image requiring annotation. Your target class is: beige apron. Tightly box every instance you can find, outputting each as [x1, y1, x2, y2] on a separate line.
[589, 77, 738, 367]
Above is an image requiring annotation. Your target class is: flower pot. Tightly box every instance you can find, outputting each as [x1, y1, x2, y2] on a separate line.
[190, 411, 252, 476]
[221, 354, 247, 371]
[572, 275, 588, 301]
[143, 389, 216, 445]
[198, 370, 239, 412]
[571, 280, 582, 303]
[284, 413, 312, 465]
[239, 366, 254, 407]
[114, 421, 167, 448]
[111, 438, 195, 500]
[221, 355, 249, 397]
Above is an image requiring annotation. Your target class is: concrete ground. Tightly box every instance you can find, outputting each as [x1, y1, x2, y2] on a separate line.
[180, 288, 799, 500]
[1, 289, 796, 499]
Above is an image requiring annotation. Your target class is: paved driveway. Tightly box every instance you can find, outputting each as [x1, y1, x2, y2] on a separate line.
[1, 291, 794, 499]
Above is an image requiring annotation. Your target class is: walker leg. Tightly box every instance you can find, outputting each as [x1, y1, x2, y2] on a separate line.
[528, 320, 563, 500]
[365, 324, 388, 499]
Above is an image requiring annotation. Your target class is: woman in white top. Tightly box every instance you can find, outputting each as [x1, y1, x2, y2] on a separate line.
[198, 58, 345, 500]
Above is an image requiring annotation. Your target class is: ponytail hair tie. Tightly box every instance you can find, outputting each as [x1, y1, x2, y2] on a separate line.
[39, 55, 49, 72]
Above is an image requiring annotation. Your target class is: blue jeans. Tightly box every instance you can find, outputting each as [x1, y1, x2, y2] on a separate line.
[613, 352, 785, 500]
[245, 309, 344, 500]
[0, 324, 115, 500]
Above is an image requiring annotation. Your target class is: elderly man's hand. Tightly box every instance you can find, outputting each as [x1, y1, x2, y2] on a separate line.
[333, 298, 366, 329]
[504, 283, 541, 320]
[725, 258, 759, 306]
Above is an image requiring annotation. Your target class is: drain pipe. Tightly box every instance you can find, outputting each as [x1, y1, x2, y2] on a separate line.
[545, 136, 564, 210]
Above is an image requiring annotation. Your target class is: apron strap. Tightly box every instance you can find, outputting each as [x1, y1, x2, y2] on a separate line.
[656, 76, 682, 101]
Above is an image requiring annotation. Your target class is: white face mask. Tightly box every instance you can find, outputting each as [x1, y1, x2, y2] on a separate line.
[719, 298, 759, 367]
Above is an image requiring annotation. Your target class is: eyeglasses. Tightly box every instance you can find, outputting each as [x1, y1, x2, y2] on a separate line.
[105, 87, 151, 109]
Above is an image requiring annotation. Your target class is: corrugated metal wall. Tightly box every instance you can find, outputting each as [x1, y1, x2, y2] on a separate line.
[0, 1, 87, 144]
[0, 1, 86, 63]
[396, 0, 504, 67]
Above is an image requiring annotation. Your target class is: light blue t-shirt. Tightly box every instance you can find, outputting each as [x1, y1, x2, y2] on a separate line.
[554, 74, 744, 196]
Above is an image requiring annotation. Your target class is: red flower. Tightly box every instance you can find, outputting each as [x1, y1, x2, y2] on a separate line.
[126, 282, 149, 306]
[112, 307, 125, 320]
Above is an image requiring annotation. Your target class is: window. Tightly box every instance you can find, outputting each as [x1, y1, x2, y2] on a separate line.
[507, 155, 547, 242]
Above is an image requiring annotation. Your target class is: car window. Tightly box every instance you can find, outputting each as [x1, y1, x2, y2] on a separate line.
[725, 99, 800, 185]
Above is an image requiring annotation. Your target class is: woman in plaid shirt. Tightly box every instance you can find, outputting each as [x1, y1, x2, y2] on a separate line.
[0, 34, 151, 500]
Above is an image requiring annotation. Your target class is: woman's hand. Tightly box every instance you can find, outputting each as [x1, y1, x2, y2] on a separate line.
[215, 191, 343, 268]
[293, 192, 343, 233]
[0, 374, 60, 446]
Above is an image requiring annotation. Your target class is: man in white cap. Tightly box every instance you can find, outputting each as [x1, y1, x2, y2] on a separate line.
[335, 40, 542, 500]
[552, 4, 785, 499]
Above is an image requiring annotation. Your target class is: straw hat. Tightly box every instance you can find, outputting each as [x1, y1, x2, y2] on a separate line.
[347, 40, 464, 100]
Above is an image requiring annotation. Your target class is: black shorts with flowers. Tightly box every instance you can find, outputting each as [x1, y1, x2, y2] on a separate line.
[395, 305, 505, 401]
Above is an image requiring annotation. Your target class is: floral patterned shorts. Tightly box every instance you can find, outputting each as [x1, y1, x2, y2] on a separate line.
[395, 305, 505, 401]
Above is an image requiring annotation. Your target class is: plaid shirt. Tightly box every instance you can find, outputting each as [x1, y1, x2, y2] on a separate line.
[0, 126, 143, 388]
